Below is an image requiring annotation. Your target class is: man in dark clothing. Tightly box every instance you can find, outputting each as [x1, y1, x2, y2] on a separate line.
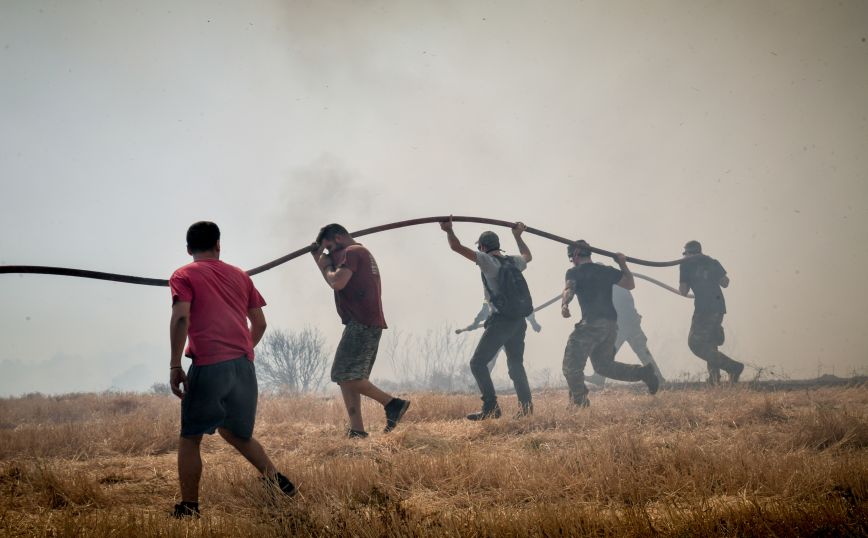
[312, 223, 410, 437]
[678, 240, 744, 384]
[441, 216, 534, 420]
[561, 240, 659, 406]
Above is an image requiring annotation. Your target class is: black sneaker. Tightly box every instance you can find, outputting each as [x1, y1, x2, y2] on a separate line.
[384, 398, 411, 432]
[513, 401, 533, 418]
[466, 405, 502, 421]
[643, 364, 660, 395]
[347, 429, 369, 439]
[730, 363, 744, 384]
[172, 501, 200, 519]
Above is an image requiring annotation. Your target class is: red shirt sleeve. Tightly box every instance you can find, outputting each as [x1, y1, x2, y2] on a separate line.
[246, 275, 266, 309]
[170, 271, 193, 304]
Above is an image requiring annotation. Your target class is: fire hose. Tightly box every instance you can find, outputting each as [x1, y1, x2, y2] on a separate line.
[0, 215, 688, 296]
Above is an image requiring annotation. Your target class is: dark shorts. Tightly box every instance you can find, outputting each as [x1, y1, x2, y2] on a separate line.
[181, 357, 257, 439]
[331, 320, 383, 383]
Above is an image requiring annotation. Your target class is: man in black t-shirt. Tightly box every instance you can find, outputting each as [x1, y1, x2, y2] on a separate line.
[561, 240, 659, 406]
[678, 240, 744, 384]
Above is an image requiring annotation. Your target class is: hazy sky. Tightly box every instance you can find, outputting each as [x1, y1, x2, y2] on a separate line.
[1, 0, 866, 395]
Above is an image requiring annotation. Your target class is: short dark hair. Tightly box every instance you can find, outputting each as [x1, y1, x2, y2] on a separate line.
[316, 223, 349, 245]
[567, 239, 592, 258]
[683, 240, 702, 255]
[186, 221, 220, 253]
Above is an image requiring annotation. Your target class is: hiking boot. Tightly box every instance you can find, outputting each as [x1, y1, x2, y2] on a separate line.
[171, 501, 200, 519]
[707, 369, 721, 386]
[513, 401, 533, 418]
[384, 398, 411, 432]
[261, 472, 297, 498]
[466, 405, 502, 421]
[729, 363, 745, 384]
[347, 429, 369, 439]
[643, 364, 660, 395]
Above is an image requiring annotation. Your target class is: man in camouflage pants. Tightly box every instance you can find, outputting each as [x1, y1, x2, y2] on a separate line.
[561, 241, 659, 406]
[678, 240, 744, 384]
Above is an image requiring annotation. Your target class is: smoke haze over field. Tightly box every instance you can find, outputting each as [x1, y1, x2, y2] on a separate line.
[1, 0, 867, 395]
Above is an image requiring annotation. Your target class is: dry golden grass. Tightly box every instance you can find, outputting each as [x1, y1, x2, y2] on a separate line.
[1, 385, 866, 536]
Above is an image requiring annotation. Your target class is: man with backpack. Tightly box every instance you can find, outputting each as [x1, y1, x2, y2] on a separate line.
[678, 240, 744, 384]
[440, 217, 534, 420]
[561, 240, 659, 407]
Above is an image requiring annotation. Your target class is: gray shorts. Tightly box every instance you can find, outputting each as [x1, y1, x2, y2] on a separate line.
[331, 321, 383, 383]
[181, 357, 257, 439]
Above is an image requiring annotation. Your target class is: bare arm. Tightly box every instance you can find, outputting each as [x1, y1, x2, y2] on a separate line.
[614, 253, 635, 290]
[247, 307, 267, 347]
[310, 243, 354, 290]
[679, 282, 691, 296]
[440, 216, 476, 262]
[512, 221, 532, 263]
[169, 301, 191, 398]
[561, 280, 575, 318]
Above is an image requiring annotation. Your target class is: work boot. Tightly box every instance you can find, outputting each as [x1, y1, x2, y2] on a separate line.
[171, 501, 200, 519]
[466, 404, 501, 421]
[729, 363, 745, 384]
[643, 364, 660, 395]
[513, 401, 533, 418]
[707, 368, 721, 386]
[347, 429, 369, 439]
[383, 398, 411, 432]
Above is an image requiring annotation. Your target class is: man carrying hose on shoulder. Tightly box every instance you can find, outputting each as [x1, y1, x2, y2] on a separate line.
[441, 216, 535, 420]
[678, 240, 744, 385]
[560, 240, 659, 407]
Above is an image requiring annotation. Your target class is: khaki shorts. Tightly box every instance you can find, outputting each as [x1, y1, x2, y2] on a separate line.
[331, 321, 383, 383]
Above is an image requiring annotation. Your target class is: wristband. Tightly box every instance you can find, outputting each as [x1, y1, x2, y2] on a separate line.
[170, 366, 183, 370]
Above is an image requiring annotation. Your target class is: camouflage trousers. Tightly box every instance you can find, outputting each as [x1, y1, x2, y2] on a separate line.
[562, 319, 646, 403]
[331, 321, 383, 383]
[589, 323, 665, 386]
[688, 311, 742, 381]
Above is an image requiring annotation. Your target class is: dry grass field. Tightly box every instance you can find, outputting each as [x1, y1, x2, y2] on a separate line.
[1, 384, 866, 537]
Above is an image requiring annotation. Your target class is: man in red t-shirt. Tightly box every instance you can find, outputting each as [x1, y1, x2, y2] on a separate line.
[168, 221, 295, 517]
[311, 223, 410, 438]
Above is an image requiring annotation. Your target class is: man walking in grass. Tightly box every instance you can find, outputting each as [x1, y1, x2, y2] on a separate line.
[678, 240, 744, 385]
[311, 223, 410, 438]
[561, 240, 659, 407]
[168, 221, 295, 518]
[440, 217, 535, 420]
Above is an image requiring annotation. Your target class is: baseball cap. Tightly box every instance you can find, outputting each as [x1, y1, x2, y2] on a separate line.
[683, 240, 702, 255]
[476, 231, 500, 251]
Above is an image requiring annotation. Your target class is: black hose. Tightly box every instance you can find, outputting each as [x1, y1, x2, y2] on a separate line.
[1, 215, 687, 288]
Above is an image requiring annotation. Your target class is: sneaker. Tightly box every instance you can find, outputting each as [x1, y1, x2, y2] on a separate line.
[172, 501, 200, 519]
[643, 364, 660, 395]
[261, 472, 297, 498]
[513, 401, 533, 418]
[347, 429, 369, 439]
[383, 398, 411, 432]
[466, 405, 502, 421]
[729, 363, 744, 384]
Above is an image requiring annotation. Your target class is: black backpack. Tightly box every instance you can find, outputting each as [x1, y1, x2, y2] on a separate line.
[481, 257, 534, 318]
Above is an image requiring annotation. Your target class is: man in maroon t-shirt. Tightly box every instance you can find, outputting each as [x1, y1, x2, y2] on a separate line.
[168, 221, 295, 518]
[311, 223, 410, 438]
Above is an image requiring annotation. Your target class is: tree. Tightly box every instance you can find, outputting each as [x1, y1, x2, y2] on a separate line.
[256, 327, 329, 394]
